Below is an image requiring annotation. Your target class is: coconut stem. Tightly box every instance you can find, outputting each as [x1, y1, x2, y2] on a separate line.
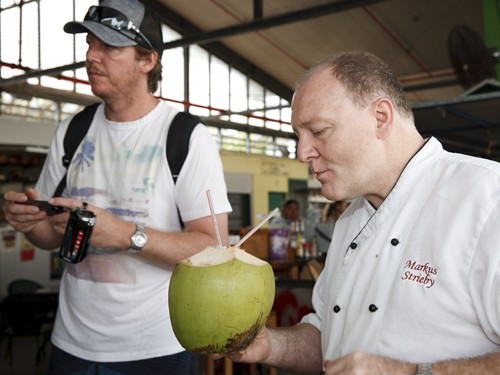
[206, 190, 223, 247]
[235, 207, 280, 248]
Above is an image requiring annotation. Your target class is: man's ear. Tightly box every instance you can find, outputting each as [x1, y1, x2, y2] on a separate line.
[373, 98, 394, 138]
[141, 50, 158, 73]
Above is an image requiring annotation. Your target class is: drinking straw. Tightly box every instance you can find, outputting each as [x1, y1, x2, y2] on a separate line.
[206, 190, 223, 247]
[235, 207, 280, 248]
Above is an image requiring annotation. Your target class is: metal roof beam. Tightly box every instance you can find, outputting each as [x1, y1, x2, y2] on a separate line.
[1, 0, 387, 100]
[156, 0, 388, 49]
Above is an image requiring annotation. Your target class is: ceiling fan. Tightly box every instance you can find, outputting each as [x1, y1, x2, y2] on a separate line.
[447, 24, 497, 90]
[446, 24, 499, 157]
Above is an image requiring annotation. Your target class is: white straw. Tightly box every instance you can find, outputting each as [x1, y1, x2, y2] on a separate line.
[206, 190, 223, 247]
[235, 207, 280, 248]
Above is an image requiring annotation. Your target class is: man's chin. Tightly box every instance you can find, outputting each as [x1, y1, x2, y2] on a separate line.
[320, 185, 337, 201]
[320, 185, 348, 202]
[90, 88, 101, 97]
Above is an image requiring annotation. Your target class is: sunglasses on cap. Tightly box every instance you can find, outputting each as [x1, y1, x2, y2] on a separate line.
[84, 5, 153, 50]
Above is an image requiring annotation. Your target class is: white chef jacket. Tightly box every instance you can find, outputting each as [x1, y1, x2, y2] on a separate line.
[302, 137, 500, 363]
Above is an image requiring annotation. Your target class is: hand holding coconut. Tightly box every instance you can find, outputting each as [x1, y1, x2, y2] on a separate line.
[168, 198, 277, 354]
[224, 320, 323, 374]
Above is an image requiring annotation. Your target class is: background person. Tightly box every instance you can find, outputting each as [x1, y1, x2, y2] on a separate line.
[224, 50, 500, 374]
[270, 198, 300, 227]
[322, 200, 348, 223]
[2, 0, 231, 374]
[315, 201, 349, 254]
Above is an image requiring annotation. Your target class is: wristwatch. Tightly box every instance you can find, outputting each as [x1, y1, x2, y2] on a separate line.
[416, 363, 433, 375]
[129, 224, 148, 253]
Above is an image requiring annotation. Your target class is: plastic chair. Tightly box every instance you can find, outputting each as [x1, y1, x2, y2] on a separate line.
[7, 279, 43, 295]
[0, 293, 56, 366]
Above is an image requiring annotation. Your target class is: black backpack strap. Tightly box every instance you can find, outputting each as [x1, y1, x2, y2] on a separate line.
[166, 111, 201, 226]
[167, 111, 201, 184]
[52, 103, 99, 197]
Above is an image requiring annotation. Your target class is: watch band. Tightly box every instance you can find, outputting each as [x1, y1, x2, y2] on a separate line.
[416, 363, 433, 375]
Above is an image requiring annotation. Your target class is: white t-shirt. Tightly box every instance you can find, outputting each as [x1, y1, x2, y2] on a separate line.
[302, 137, 500, 363]
[37, 101, 232, 361]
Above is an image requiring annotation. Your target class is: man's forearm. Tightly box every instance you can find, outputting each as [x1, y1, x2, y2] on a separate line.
[266, 323, 323, 375]
[432, 352, 500, 375]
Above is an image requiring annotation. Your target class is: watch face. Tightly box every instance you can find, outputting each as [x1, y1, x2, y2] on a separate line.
[133, 233, 147, 248]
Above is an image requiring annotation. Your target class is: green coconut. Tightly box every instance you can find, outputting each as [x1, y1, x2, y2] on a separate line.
[168, 246, 275, 354]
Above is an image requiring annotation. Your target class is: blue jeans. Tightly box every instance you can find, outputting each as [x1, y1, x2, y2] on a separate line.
[48, 345, 194, 375]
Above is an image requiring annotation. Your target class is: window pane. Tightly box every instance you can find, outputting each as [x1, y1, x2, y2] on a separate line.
[210, 56, 229, 113]
[248, 110, 264, 127]
[20, 2, 39, 69]
[265, 90, 281, 129]
[2, 0, 18, 7]
[275, 137, 297, 159]
[1, 7, 20, 66]
[221, 128, 248, 153]
[249, 80, 265, 110]
[229, 69, 247, 124]
[41, 0, 80, 69]
[189, 45, 209, 112]
[161, 26, 184, 103]
[280, 106, 292, 132]
[40, 0, 95, 90]
[250, 133, 271, 155]
[248, 80, 264, 127]
[162, 47, 184, 103]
